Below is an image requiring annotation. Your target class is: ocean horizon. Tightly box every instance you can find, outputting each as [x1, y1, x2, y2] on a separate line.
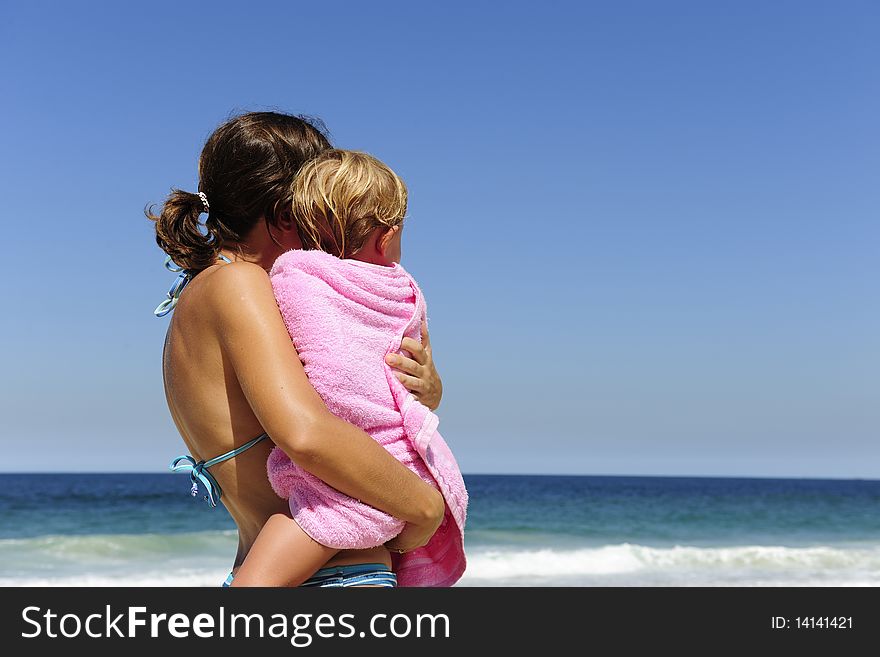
[2, 473, 878, 587]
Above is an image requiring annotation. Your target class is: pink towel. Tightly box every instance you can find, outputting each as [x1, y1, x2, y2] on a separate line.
[267, 249, 467, 587]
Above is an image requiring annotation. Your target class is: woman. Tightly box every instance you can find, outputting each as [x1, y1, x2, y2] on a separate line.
[148, 112, 446, 586]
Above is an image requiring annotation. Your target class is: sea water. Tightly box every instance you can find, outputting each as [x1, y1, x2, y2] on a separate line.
[1, 474, 878, 586]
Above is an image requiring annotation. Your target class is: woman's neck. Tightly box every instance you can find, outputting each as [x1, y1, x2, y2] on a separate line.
[220, 225, 293, 271]
[218, 245, 277, 271]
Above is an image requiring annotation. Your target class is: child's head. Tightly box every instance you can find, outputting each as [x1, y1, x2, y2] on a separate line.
[292, 149, 408, 263]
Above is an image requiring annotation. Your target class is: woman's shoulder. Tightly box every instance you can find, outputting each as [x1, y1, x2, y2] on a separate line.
[202, 260, 270, 290]
[196, 261, 276, 317]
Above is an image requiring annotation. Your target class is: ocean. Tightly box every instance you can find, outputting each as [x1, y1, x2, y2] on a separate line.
[1, 473, 878, 587]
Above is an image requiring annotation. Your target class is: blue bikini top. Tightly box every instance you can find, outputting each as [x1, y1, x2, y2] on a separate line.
[169, 433, 268, 508]
[155, 253, 269, 507]
[154, 253, 232, 317]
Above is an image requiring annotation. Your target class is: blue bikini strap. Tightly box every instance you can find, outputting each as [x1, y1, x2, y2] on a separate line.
[154, 254, 233, 317]
[169, 432, 269, 508]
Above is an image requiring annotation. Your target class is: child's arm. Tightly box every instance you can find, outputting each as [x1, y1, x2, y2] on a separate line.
[229, 514, 339, 587]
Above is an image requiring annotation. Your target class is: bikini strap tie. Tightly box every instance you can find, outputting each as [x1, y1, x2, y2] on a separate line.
[169, 456, 222, 507]
[168, 433, 269, 508]
[154, 254, 232, 317]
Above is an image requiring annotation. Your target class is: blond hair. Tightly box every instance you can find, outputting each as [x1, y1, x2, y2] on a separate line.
[292, 149, 408, 258]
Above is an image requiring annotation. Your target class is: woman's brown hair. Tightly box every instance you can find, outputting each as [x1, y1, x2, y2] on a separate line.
[147, 111, 332, 272]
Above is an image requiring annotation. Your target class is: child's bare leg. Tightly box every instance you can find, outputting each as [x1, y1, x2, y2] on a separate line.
[230, 513, 339, 587]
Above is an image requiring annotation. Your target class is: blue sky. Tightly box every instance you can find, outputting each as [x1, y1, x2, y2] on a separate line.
[0, 1, 877, 477]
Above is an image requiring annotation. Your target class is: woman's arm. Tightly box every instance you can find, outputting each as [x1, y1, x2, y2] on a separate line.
[207, 262, 444, 540]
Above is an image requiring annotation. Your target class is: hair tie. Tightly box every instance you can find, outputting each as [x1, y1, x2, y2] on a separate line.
[198, 191, 210, 215]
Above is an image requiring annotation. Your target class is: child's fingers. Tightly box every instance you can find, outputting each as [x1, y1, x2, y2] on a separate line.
[385, 353, 423, 376]
[399, 337, 427, 364]
[392, 371, 424, 393]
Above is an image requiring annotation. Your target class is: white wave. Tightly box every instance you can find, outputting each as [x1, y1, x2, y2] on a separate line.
[0, 531, 238, 584]
[0, 530, 238, 554]
[0, 570, 229, 588]
[457, 543, 880, 586]
[3, 537, 880, 587]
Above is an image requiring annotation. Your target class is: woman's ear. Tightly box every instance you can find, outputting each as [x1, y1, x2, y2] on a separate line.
[275, 209, 294, 231]
[377, 224, 400, 257]
[270, 209, 304, 250]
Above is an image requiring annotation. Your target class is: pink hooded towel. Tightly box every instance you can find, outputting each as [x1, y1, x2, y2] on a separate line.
[267, 249, 467, 587]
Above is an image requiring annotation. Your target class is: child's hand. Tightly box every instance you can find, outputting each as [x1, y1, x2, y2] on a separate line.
[385, 323, 443, 410]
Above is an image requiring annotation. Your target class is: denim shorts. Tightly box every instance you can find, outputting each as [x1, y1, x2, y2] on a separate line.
[222, 562, 397, 588]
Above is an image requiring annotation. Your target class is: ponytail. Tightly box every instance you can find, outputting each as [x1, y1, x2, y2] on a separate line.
[147, 189, 222, 272]
[147, 112, 333, 275]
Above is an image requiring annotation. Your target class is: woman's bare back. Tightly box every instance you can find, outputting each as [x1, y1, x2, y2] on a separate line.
[162, 261, 390, 572]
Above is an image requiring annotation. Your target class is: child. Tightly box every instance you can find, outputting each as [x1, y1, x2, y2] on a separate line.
[230, 150, 467, 587]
